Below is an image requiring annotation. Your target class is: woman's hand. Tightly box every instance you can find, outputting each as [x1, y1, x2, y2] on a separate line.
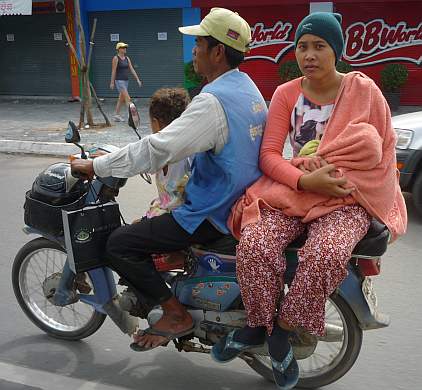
[137, 79, 142, 87]
[298, 156, 327, 173]
[298, 158, 319, 173]
[298, 164, 354, 198]
[110, 82, 115, 90]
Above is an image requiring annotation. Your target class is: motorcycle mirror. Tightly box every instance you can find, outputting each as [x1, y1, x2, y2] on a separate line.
[128, 102, 140, 131]
[65, 120, 87, 159]
[65, 121, 80, 144]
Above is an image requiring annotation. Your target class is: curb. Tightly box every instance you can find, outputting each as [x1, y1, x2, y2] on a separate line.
[0, 139, 81, 157]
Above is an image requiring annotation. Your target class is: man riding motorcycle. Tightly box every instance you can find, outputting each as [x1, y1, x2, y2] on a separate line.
[71, 7, 268, 352]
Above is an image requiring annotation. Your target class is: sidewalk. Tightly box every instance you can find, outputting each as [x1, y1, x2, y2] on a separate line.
[0, 96, 421, 156]
[0, 96, 152, 156]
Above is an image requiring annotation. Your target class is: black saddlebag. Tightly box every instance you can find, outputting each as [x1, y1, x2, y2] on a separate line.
[24, 190, 86, 237]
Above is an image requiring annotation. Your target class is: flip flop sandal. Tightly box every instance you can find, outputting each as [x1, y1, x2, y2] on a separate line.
[271, 345, 300, 390]
[130, 325, 195, 352]
[210, 329, 265, 363]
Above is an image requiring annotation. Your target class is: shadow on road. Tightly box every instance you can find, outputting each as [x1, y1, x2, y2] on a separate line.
[0, 335, 274, 390]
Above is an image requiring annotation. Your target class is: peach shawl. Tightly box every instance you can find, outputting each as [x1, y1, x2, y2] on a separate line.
[228, 72, 407, 241]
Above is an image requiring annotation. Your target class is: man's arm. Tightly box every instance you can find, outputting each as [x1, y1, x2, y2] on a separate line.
[93, 93, 228, 178]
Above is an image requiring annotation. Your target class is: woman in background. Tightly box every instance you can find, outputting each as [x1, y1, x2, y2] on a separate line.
[110, 42, 142, 122]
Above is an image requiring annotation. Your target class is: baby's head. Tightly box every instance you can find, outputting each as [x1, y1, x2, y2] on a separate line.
[149, 88, 191, 133]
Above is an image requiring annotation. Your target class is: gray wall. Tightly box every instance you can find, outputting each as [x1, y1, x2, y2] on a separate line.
[0, 13, 71, 96]
[89, 9, 185, 98]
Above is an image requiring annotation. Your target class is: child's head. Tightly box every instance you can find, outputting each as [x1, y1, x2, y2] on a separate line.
[149, 88, 191, 133]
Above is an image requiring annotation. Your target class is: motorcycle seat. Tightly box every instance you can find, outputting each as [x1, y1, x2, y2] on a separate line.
[197, 219, 389, 258]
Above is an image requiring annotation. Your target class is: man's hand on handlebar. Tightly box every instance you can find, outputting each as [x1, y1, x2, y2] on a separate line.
[71, 158, 95, 180]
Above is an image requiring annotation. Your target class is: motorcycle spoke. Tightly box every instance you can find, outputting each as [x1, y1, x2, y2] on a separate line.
[55, 302, 92, 324]
[313, 352, 332, 365]
[52, 306, 71, 326]
[25, 283, 44, 296]
[34, 252, 52, 276]
[27, 290, 46, 301]
[325, 305, 337, 319]
[19, 246, 97, 333]
[69, 305, 91, 324]
[28, 260, 45, 285]
[308, 353, 318, 372]
[323, 341, 342, 357]
[45, 251, 58, 277]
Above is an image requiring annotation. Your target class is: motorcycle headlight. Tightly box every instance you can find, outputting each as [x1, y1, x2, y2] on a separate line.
[395, 128, 413, 150]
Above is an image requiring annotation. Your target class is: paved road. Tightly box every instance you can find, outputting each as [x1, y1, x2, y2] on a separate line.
[0, 154, 421, 390]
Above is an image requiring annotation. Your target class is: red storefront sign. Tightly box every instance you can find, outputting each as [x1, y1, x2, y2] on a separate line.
[199, 2, 422, 104]
[337, 2, 422, 105]
[344, 20, 422, 66]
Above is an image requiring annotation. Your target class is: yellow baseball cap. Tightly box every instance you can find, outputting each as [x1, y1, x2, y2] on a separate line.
[178, 8, 251, 53]
[116, 42, 128, 50]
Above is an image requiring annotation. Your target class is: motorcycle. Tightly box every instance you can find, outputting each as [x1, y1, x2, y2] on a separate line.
[12, 104, 391, 389]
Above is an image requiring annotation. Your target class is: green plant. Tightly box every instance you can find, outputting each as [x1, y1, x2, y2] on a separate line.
[380, 63, 409, 93]
[336, 60, 353, 73]
[184, 61, 203, 89]
[279, 60, 302, 82]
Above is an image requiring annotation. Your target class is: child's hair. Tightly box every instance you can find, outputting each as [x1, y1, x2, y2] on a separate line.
[149, 88, 191, 127]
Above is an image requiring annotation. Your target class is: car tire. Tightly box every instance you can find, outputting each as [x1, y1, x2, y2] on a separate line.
[412, 172, 422, 218]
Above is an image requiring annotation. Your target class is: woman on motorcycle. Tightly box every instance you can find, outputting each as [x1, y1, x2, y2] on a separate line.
[211, 12, 407, 390]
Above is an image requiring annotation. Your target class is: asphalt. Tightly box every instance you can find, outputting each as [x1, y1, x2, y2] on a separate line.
[0, 96, 421, 156]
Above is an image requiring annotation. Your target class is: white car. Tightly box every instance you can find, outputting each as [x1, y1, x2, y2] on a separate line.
[393, 111, 422, 216]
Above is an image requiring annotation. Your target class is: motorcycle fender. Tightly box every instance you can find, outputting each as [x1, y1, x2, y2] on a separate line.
[82, 267, 117, 314]
[22, 226, 65, 247]
[337, 269, 389, 330]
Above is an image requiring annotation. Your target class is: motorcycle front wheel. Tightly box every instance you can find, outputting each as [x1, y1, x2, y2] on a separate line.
[246, 293, 363, 389]
[12, 237, 106, 340]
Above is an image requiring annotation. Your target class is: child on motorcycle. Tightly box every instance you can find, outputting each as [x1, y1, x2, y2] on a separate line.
[139, 88, 191, 271]
[144, 87, 191, 219]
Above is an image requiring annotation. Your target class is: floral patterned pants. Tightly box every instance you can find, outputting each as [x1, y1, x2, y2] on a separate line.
[236, 205, 371, 336]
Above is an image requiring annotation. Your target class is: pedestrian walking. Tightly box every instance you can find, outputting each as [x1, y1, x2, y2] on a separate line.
[110, 42, 142, 122]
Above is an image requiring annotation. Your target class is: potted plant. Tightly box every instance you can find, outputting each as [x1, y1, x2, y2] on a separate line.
[184, 61, 204, 98]
[380, 63, 409, 111]
[279, 60, 302, 82]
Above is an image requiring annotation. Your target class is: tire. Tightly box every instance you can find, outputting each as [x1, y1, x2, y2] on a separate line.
[246, 293, 363, 389]
[12, 237, 106, 341]
[412, 172, 422, 218]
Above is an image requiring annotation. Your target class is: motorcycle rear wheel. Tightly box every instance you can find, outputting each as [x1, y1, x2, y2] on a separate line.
[246, 293, 363, 389]
[12, 237, 106, 340]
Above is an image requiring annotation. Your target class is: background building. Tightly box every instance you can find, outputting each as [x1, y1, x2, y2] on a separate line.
[0, 0, 421, 105]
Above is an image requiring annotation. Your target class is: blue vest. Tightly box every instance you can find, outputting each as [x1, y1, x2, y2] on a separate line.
[172, 70, 267, 234]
